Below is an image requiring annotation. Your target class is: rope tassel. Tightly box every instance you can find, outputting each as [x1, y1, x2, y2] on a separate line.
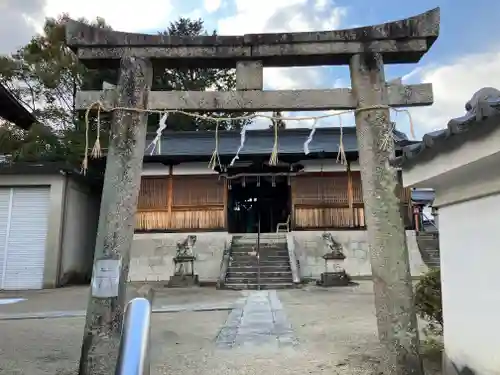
[209, 121, 222, 170]
[268, 117, 279, 166]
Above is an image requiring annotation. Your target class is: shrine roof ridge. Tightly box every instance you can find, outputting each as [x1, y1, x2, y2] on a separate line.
[395, 88, 500, 170]
[0, 83, 37, 130]
[145, 126, 415, 160]
[65, 8, 439, 68]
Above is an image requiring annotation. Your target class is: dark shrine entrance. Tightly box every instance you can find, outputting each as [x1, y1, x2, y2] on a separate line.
[227, 175, 290, 233]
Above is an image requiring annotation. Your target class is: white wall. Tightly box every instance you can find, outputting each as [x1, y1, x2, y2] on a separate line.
[130, 230, 427, 283]
[292, 230, 427, 278]
[60, 179, 100, 285]
[129, 232, 231, 283]
[142, 160, 359, 177]
[299, 160, 360, 172]
[403, 119, 500, 189]
[439, 193, 500, 375]
[142, 162, 217, 176]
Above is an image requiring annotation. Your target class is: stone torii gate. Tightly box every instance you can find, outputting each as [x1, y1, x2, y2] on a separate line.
[66, 7, 439, 375]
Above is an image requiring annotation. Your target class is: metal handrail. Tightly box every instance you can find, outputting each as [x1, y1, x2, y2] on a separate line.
[421, 212, 438, 230]
[115, 297, 152, 375]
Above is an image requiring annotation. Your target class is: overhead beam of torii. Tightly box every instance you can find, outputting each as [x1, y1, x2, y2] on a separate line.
[67, 7, 439, 375]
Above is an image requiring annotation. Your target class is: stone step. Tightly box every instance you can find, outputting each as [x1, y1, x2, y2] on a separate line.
[231, 254, 290, 262]
[232, 238, 287, 243]
[232, 234, 287, 240]
[231, 253, 289, 259]
[423, 250, 440, 256]
[231, 246, 288, 254]
[231, 248, 288, 254]
[418, 241, 439, 248]
[231, 245, 288, 253]
[226, 276, 293, 284]
[228, 265, 291, 273]
[417, 232, 439, 238]
[226, 270, 292, 280]
[224, 283, 295, 290]
[232, 240, 287, 246]
[229, 261, 290, 268]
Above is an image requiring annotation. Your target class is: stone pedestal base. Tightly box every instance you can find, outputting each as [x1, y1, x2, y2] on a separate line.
[167, 274, 199, 288]
[317, 271, 350, 287]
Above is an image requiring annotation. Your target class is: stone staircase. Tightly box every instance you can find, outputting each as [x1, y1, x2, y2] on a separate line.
[225, 233, 295, 290]
[416, 231, 440, 268]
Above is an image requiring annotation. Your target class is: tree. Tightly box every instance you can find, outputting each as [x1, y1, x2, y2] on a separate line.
[0, 122, 65, 162]
[0, 15, 116, 165]
[0, 16, 250, 166]
[269, 111, 286, 129]
[151, 18, 253, 132]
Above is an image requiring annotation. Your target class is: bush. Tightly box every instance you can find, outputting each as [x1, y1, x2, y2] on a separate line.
[415, 268, 442, 333]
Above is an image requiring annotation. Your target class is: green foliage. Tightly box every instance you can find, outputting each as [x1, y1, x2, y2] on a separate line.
[415, 268, 443, 334]
[151, 17, 252, 131]
[1, 14, 245, 166]
[0, 14, 113, 167]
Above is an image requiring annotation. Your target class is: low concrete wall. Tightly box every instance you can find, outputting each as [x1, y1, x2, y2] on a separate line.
[129, 232, 231, 283]
[130, 230, 427, 284]
[292, 230, 428, 279]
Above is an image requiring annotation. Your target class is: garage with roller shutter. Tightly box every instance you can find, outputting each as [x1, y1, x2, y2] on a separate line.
[0, 186, 50, 290]
[0, 163, 101, 290]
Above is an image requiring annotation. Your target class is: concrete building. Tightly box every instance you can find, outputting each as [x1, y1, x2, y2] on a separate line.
[0, 83, 101, 290]
[400, 87, 500, 375]
[129, 127, 429, 286]
[0, 163, 101, 290]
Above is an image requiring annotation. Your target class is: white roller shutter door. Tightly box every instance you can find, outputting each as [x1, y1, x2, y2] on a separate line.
[0, 187, 50, 290]
[0, 188, 10, 286]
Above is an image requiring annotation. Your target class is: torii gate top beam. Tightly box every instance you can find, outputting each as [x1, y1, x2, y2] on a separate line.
[65, 8, 439, 69]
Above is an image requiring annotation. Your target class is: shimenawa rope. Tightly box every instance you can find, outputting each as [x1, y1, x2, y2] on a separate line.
[81, 102, 415, 175]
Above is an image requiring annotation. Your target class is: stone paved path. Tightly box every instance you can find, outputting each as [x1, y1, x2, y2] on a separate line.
[216, 290, 297, 348]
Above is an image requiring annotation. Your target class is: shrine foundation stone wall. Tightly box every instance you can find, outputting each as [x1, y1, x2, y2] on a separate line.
[290, 230, 428, 280]
[129, 230, 427, 283]
[129, 232, 231, 283]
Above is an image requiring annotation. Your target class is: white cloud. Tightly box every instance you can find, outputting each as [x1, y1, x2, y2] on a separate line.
[407, 48, 500, 136]
[0, 0, 174, 53]
[204, 0, 222, 13]
[43, 0, 173, 32]
[218, 0, 348, 129]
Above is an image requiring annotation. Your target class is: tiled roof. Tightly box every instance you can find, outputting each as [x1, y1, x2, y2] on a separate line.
[395, 87, 500, 170]
[411, 189, 435, 204]
[145, 126, 412, 158]
[0, 83, 37, 130]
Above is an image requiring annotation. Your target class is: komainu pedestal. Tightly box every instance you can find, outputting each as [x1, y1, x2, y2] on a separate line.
[317, 233, 351, 287]
[167, 235, 199, 288]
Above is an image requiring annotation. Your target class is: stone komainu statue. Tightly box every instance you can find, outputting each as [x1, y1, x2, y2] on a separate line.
[175, 235, 197, 257]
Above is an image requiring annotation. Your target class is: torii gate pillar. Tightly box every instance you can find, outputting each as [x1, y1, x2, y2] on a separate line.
[66, 7, 439, 375]
[350, 52, 422, 374]
[78, 56, 152, 375]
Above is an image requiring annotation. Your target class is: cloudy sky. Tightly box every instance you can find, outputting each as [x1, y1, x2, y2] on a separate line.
[2, 0, 499, 138]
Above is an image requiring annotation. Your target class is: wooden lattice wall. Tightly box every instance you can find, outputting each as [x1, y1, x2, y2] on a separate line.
[136, 168, 413, 232]
[135, 172, 226, 231]
[291, 169, 365, 229]
[291, 168, 413, 230]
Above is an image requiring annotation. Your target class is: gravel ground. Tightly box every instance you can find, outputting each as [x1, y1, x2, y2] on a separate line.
[0, 286, 243, 315]
[0, 282, 441, 375]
